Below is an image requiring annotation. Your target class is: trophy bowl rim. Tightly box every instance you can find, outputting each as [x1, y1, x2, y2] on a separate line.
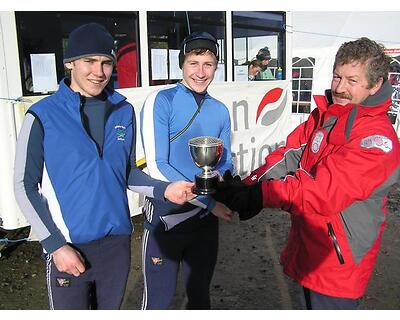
[188, 136, 224, 148]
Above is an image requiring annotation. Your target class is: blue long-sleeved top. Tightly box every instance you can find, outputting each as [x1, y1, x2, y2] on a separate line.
[14, 79, 169, 253]
[140, 83, 232, 232]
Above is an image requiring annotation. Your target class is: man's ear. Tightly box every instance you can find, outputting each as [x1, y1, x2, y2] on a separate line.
[64, 61, 74, 70]
[369, 77, 384, 96]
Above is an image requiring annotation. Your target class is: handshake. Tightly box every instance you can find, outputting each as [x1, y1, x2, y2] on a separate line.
[212, 170, 263, 221]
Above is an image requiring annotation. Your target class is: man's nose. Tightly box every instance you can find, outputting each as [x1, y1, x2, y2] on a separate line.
[92, 63, 105, 77]
[196, 65, 206, 77]
[335, 79, 346, 92]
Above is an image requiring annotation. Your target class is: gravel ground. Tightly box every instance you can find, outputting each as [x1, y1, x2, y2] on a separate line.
[0, 185, 399, 310]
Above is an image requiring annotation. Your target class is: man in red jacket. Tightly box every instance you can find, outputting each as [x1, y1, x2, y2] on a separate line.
[214, 37, 400, 309]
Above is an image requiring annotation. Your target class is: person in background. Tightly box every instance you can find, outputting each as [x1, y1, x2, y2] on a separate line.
[140, 31, 233, 310]
[245, 59, 264, 81]
[13, 22, 194, 310]
[255, 46, 275, 80]
[214, 37, 400, 309]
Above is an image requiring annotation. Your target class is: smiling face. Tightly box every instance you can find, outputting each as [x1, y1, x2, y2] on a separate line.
[331, 61, 382, 106]
[65, 55, 114, 97]
[181, 51, 217, 94]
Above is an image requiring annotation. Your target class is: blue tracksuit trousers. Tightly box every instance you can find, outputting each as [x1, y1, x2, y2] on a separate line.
[141, 221, 218, 309]
[46, 234, 131, 309]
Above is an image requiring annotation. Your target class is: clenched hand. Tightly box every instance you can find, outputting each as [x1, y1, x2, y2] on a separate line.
[52, 244, 86, 277]
[164, 181, 195, 204]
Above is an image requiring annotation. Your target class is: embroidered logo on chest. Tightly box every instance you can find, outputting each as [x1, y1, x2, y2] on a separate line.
[360, 135, 393, 153]
[311, 130, 325, 153]
[115, 125, 126, 141]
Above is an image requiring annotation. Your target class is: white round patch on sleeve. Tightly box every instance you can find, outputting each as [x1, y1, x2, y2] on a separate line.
[360, 135, 393, 153]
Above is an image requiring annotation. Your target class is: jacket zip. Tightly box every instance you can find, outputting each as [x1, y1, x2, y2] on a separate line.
[339, 212, 352, 238]
[79, 98, 104, 159]
[327, 222, 345, 264]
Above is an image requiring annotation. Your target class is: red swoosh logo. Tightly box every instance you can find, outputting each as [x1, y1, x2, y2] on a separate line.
[256, 87, 283, 122]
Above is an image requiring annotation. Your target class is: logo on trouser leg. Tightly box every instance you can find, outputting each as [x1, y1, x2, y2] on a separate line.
[151, 257, 163, 265]
[56, 277, 71, 287]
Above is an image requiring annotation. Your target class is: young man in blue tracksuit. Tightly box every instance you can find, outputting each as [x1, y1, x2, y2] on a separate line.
[140, 31, 233, 309]
[13, 23, 194, 310]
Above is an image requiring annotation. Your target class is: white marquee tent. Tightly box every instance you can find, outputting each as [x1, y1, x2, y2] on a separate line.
[291, 11, 400, 109]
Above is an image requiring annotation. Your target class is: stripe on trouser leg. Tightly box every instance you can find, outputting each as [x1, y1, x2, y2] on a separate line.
[46, 254, 54, 310]
[141, 229, 150, 310]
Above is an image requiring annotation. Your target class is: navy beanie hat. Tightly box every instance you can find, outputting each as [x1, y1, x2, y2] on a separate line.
[256, 46, 271, 61]
[63, 23, 115, 64]
[178, 31, 219, 69]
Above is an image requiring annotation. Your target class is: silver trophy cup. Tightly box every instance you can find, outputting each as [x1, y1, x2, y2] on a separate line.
[188, 136, 224, 195]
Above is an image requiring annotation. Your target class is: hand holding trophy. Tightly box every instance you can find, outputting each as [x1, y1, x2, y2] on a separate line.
[188, 136, 223, 195]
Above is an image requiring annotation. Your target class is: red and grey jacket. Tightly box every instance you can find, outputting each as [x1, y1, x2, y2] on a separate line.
[244, 81, 400, 299]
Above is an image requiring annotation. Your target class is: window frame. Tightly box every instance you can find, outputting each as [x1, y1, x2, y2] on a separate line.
[146, 11, 226, 86]
[291, 57, 315, 114]
[15, 11, 141, 96]
[231, 11, 286, 82]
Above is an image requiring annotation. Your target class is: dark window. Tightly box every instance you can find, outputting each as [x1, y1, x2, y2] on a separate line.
[301, 68, 314, 78]
[300, 91, 311, 101]
[298, 103, 311, 114]
[15, 11, 140, 95]
[292, 79, 299, 90]
[232, 11, 286, 81]
[147, 11, 226, 86]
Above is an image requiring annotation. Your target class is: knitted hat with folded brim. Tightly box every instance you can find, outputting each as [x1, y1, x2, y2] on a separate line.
[63, 23, 116, 64]
[178, 31, 219, 69]
[256, 46, 271, 61]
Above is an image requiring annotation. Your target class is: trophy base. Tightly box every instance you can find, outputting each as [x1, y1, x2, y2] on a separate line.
[193, 175, 218, 195]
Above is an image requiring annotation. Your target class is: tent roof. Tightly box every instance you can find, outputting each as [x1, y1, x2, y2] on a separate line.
[292, 12, 400, 57]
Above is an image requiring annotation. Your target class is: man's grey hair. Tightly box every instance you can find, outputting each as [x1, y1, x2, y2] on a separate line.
[334, 37, 391, 88]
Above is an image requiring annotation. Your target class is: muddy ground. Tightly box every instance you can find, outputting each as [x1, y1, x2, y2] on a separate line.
[1, 185, 399, 310]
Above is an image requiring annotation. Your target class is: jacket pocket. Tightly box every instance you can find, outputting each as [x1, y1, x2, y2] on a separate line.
[327, 222, 345, 264]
